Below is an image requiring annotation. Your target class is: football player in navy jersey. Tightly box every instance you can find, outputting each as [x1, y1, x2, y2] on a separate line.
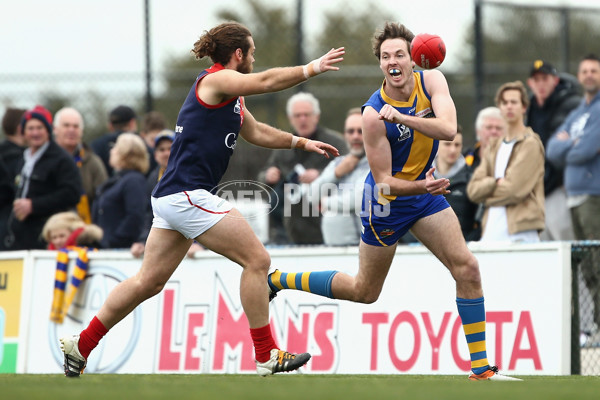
[60, 21, 344, 377]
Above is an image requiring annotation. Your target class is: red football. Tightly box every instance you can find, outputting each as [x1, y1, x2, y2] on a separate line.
[411, 33, 446, 69]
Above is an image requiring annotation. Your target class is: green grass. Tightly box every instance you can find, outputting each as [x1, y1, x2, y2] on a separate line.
[1, 374, 599, 400]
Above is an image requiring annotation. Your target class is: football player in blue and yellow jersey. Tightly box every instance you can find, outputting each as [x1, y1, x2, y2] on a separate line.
[269, 22, 520, 381]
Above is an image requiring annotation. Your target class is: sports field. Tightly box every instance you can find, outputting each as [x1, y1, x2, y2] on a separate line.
[1, 374, 599, 400]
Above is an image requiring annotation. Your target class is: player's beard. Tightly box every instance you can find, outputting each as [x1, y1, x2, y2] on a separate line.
[237, 54, 253, 74]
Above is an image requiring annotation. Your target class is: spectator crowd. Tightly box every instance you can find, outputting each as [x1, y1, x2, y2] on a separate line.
[1, 54, 599, 250]
[1, 53, 599, 346]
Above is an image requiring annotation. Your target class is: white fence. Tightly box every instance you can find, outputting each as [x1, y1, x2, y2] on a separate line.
[0, 242, 572, 375]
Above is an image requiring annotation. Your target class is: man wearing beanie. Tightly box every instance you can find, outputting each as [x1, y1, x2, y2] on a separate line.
[5, 105, 82, 250]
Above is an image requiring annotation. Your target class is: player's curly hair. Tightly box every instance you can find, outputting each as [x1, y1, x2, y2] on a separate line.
[372, 22, 415, 60]
[191, 21, 252, 66]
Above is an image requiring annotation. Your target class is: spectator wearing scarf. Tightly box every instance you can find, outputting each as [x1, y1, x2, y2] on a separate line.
[42, 211, 103, 323]
[53, 108, 108, 224]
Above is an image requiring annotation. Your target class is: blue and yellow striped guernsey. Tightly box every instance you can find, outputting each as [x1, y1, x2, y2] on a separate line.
[363, 70, 438, 205]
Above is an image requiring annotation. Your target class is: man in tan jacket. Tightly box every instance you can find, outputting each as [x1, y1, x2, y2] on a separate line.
[467, 81, 545, 242]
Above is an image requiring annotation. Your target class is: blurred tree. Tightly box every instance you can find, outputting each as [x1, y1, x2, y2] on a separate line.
[80, 90, 112, 143]
[40, 92, 68, 118]
[152, 0, 297, 133]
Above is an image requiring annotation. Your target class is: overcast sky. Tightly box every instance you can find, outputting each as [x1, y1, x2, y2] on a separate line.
[2, 0, 599, 76]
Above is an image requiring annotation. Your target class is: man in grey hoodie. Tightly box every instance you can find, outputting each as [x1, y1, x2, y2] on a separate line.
[547, 54, 600, 341]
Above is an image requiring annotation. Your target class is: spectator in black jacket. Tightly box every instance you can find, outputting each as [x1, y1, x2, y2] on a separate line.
[6, 105, 82, 250]
[90, 105, 137, 176]
[0, 107, 26, 250]
[433, 126, 481, 241]
[0, 157, 14, 236]
[93, 133, 149, 249]
[527, 60, 582, 241]
[1, 107, 26, 179]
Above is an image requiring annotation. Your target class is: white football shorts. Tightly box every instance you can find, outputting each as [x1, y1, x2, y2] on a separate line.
[151, 189, 233, 239]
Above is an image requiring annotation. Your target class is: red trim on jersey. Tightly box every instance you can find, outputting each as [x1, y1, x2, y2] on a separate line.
[184, 191, 230, 214]
[195, 63, 239, 109]
[207, 63, 225, 73]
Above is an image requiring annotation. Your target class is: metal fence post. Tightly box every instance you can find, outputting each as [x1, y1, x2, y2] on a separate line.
[571, 243, 581, 375]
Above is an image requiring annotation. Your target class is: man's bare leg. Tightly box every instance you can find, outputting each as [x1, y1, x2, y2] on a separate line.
[196, 208, 310, 375]
[331, 240, 396, 303]
[195, 209, 271, 328]
[410, 208, 482, 299]
[97, 228, 192, 329]
[60, 228, 192, 376]
[411, 208, 493, 377]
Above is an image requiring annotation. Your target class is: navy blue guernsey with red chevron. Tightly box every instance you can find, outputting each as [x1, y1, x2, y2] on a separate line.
[153, 63, 244, 197]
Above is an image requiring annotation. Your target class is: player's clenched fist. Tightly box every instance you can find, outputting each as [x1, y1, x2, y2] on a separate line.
[378, 104, 403, 124]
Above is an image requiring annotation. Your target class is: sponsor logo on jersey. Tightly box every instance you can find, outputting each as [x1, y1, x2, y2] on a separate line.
[224, 132, 237, 149]
[396, 124, 411, 141]
[415, 107, 434, 118]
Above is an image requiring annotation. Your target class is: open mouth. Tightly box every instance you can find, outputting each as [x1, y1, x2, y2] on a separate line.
[389, 68, 401, 77]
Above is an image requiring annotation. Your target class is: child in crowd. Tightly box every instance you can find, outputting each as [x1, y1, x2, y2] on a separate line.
[42, 211, 103, 250]
[42, 211, 103, 323]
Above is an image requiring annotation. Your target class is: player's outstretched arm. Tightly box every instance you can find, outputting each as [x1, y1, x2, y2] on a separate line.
[208, 47, 345, 99]
[363, 107, 449, 196]
[240, 107, 339, 158]
[378, 70, 457, 141]
[302, 139, 339, 159]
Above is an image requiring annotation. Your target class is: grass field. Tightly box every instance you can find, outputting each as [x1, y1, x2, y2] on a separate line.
[1, 374, 600, 400]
